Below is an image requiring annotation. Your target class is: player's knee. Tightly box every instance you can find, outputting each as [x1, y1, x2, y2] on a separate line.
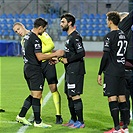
[31, 91, 42, 99]
[118, 95, 126, 102]
[108, 96, 117, 102]
[49, 84, 57, 92]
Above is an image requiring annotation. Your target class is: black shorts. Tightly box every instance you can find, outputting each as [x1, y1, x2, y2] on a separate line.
[103, 74, 126, 97]
[41, 60, 58, 84]
[24, 64, 44, 91]
[64, 74, 84, 96]
[125, 69, 133, 99]
[125, 69, 133, 91]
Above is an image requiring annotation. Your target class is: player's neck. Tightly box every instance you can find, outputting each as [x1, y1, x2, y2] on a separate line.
[24, 30, 30, 36]
[32, 28, 39, 36]
[67, 27, 75, 35]
[110, 25, 119, 31]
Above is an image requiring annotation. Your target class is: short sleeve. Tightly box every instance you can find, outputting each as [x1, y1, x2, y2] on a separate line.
[33, 37, 42, 53]
[73, 36, 84, 53]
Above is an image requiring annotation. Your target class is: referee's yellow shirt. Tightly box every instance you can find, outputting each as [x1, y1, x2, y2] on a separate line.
[38, 32, 55, 62]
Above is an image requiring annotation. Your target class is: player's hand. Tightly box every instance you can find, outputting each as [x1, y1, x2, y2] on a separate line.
[60, 58, 68, 64]
[55, 50, 64, 57]
[97, 75, 102, 86]
[49, 57, 59, 65]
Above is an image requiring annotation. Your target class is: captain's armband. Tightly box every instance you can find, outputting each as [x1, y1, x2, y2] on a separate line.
[58, 57, 63, 62]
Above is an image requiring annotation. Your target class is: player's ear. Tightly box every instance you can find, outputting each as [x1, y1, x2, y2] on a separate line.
[38, 26, 42, 31]
[68, 21, 72, 26]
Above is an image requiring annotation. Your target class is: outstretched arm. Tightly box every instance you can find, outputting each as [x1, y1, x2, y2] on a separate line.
[119, 9, 133, 34]
[35, 49, 64, 61]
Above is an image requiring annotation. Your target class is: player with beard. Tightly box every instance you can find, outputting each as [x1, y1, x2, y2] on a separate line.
[57, 13, 86, 128]
[15, 18, 63, 128]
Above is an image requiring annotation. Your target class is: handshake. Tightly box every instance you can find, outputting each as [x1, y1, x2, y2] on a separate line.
[49, 57, 60, 65]
[49, 57, 65, 65]
[49, 49, 67, 65]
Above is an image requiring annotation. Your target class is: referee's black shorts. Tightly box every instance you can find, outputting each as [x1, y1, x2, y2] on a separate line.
[24, 64, 44, 91]
[41, 60, 58, 85]
[65, 73, 84, 96]
[103, 74, 126, 97]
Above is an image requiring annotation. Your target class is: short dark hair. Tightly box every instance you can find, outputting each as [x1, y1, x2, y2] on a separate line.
[61, 13, 75, 26]
[106, 11, 120, 26]
[34, 18, 48, 28]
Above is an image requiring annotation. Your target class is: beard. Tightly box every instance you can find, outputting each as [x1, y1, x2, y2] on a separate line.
[62, 25, 69, 31]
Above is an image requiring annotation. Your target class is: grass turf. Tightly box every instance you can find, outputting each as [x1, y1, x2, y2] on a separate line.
[0, 57, 132, 133]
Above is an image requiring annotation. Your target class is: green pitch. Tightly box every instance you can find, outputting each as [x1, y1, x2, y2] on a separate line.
[0, 57, 132, 133]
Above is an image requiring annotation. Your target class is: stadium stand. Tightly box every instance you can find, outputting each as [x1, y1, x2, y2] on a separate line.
[13, 14, 20, 19]
[0, 0, 130, 56]
[95, 14, 101, 19]
[88, 13, 95, 19]
[0, 12, 109, 41]
[80, 30, 87, 37]
[60, 31, 67, 41]
[92, 30, 99, 41]
[32, 13, 38, 19]
[9, 30, 15, 40]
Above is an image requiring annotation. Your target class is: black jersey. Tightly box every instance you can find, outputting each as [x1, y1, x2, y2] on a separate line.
[118, 9, 133, 61]
[23, 32, 42, 66]
[126, 28, 133, 61]
[118, 10, 133, 35]
[103, 30, 128, 76]
[64, 30, 86, 75]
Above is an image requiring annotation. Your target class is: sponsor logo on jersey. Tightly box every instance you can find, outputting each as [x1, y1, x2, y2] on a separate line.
[117, 57, 125, 64]
[67, 83, 75, 89]
[104, 37, 110, 47]
[66, 39, 69, 44]
[103, 84, 106, 89]
[64, 46, 69, 52]
[119, 35, 126, 39]
[35, 43, 41, 49]
[35, 40, 39, 42]
[40, 85, 43, 89]
[24, 34, 30, 40]
[76, 42, 82, 49]
[71, 90, 75, 93]
[23, 57, 28, 64]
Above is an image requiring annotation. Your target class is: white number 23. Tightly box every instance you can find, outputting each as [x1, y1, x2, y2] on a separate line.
[117, 40, 128, 56]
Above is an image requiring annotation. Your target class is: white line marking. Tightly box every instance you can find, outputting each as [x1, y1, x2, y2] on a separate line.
[42, 72, 65, 107]
[16, 72, 65, 133]
[130, 111, 132, 120]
